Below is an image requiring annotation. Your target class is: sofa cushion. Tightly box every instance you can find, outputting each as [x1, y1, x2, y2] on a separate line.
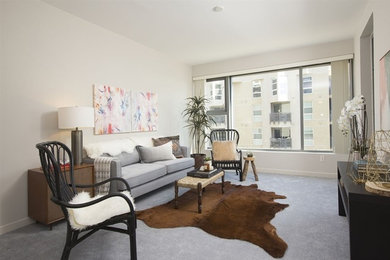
[152, 135, 184, 158]
[121, 163, 166, 188]
[153, 157, 194, 174]
[137, 142, 176, 163]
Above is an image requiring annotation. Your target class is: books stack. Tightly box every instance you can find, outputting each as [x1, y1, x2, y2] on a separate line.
[187, 168, 221, 178]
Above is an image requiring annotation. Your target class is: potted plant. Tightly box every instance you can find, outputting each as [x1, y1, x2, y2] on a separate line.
[183, 96, 215, 169]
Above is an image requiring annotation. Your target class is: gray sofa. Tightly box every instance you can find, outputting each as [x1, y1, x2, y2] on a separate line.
[84, 146, 194, 198]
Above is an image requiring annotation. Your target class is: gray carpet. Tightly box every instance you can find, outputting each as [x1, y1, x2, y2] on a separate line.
[0, 172, 349, 260]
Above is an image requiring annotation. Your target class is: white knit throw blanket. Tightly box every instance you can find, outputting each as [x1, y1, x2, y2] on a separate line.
[94, 157, 114, 194]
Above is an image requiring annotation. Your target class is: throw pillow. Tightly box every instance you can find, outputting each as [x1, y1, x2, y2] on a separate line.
[84, 139, 135, 159]
[212, 141, 238, 161]
[152, 135, 184, 158]
[137, 141, 176, 163]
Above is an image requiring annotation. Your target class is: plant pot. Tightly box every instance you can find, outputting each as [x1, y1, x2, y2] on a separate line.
[191, 153, 206, 169]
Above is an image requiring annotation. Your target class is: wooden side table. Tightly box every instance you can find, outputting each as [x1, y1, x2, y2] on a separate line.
[174, 170, 224, 213]
[242, 157, 258, 181]
[28, 164, 94, 229]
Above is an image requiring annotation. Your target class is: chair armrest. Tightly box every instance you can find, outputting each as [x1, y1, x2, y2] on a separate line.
[75, 177, 131, 192]
[52, 192, 135, 213]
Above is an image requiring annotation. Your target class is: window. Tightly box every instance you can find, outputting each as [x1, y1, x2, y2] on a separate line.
[253, 128, 262, 145]
[304, 127, 314, 146]
[303, 101, 313, 120]
[205, 79, 225, 111]
[303, 76, 312, 94]
[205, 78, 229, 148]
[253, 105, 262, 122]
[205, 63, 333, 151]
[252, 80, 262, 98]
[272, 78, 278, 95]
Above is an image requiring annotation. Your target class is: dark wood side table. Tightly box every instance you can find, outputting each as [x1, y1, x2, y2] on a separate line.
[337, 161, 390, 260]
[28, 164, 94, 229]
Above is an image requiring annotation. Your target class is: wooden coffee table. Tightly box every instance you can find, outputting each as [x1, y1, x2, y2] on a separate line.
[174, 170, 224, 213]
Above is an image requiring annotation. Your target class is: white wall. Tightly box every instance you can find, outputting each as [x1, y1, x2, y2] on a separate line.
[0, 0, 191, 234]
[193, 39, 353, 78]
[193, 40, 354, 177]
[353, 0, 390, 131]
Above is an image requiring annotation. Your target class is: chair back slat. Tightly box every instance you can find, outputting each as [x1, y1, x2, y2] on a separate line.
[36, 141, 76, 203]
[210, 129, 240, 145]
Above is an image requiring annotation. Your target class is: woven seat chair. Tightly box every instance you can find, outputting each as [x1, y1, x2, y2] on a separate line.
[210, 129, 243, 181]
[36, 141, 137, 260]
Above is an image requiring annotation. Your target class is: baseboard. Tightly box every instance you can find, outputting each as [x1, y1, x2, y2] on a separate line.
[259, 167, 336, 178]
[0, 217, 34, 235]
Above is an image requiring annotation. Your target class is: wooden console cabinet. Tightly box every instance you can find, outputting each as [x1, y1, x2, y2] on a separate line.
[28, 164, 94, 228]
[337, 161, 390, 260]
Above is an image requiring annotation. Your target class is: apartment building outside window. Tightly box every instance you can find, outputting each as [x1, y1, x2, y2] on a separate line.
[252, 80, 262, 98]
[205, 63, 333, 151]
[303, 101, 313, 120]
[272, 78, 278, 95]
[253, 128, 262, 145]
[304, 127, 314, 146]
[253, 105, 262, 122]
[303, 76, 313, 94]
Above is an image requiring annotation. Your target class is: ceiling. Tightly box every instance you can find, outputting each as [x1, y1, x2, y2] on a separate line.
[44, 0, 368, 65]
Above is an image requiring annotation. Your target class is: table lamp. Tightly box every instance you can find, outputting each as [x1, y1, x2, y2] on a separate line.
[58, 106, 94, 165]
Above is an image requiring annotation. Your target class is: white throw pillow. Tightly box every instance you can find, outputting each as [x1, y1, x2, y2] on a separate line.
[84, 139, 135, 158]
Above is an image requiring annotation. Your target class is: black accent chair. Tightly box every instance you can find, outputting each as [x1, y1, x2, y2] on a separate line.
[210, 129, 243, 181]
[36, 141, 137, 260]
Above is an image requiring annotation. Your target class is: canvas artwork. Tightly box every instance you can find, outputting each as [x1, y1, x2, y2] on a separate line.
[379, 50, 390, 130]
[132, 91, 158, 132]
[93, 84, 131, 134]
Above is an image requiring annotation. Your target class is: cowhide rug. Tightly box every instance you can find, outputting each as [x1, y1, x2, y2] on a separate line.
[137, 182, 289, 258]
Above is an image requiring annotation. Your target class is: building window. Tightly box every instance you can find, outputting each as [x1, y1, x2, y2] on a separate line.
[207, 63, 333, 151]
[303, 76, 312, 94]
[303, 101, 313, 120]
[272, 78, 278, 95]
[252, 80, 262, 98]
[253, 105, 262, 122]
[253, 128, 262, 145]
[304, 127, 314, 146]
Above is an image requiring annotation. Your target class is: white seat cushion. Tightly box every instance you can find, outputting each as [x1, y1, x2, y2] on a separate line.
[67, 191, 135, 230]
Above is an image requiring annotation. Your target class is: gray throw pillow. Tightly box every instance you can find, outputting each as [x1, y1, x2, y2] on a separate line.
[116, 151, 140, 166]
[137, 142, 176, 163]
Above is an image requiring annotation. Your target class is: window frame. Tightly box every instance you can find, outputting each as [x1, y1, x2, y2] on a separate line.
[204, 62, 335, 152]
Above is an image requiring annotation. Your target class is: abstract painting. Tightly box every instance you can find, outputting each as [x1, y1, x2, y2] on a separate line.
[132, 91, 158, 132]
[379, 50, 390, 130]
[93, 84, 131, 134]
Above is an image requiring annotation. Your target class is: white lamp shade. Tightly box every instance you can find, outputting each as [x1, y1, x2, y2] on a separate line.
[58, 106, 94, 129]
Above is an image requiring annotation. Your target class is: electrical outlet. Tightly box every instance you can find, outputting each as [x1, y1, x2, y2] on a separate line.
[320, 155, 325, 162]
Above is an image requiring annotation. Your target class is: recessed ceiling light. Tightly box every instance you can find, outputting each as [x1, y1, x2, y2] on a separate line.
[212, 6, 224, 12]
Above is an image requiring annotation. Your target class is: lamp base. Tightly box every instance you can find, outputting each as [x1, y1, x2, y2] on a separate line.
[71, 129, 83, 166]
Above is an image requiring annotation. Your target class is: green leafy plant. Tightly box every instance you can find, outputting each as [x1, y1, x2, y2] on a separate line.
[183, 96, 215, 154]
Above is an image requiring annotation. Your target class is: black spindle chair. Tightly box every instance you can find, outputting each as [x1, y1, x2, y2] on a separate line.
[210, 129, 243, 181]
[36, 141, 137, 260]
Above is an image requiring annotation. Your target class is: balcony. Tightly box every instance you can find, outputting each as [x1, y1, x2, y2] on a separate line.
[270, 138, 292, 148]
[270, 112, 291, 123]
